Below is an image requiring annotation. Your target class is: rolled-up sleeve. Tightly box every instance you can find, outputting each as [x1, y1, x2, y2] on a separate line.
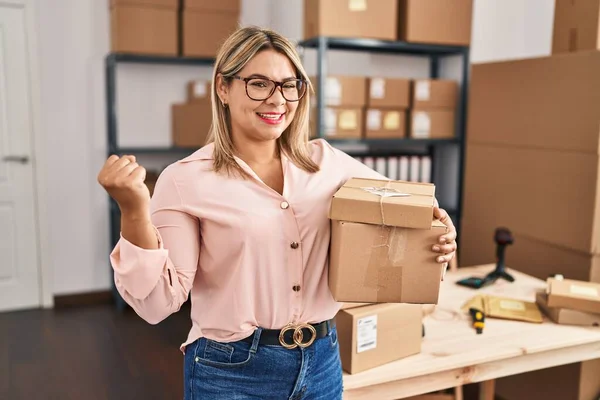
[110, 166, 200, 324]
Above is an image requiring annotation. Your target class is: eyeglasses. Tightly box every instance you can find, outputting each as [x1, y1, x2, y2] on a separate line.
[232, 75, 307, 102]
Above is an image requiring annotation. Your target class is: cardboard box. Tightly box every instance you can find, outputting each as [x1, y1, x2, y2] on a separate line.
[110, 6, 178, 55]
[496, 359, 600, 400]
[536, 292, 600, 326]
[367, 78, 411, 108]
[171, 102, 212, 148]
[110, 0, 178, 7]
[310, 76, 367, 107]
[462, 143, 600, 255]
[186, 80, 211, 103]
[304, 0, 398, 41]
[329, 178, 436, 229]
[336, 303, 422, 374]
[398, 0, 473, 46]
[365, 109, 406, 139]
[552, 0, 600, 54]
[546, 277, 600, 314]
[329, 220, 447, 304]
[409, 110, 455, 139]
[182, 11, 239, 58]
[467, 51, 600, 153]
[459, 216, 600, 284]
[183, 0, 240, 12]
[411, 79, 458, 110]
[312, 106, 364, 139]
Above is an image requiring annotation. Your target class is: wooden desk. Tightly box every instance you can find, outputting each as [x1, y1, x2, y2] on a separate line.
[342, 264, 600, 400]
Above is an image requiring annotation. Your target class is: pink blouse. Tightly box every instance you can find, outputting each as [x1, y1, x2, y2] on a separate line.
[110, 139, 394, 353]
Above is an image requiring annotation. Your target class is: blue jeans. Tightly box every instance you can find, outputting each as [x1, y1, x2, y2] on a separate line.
[183, 326, 343, 399]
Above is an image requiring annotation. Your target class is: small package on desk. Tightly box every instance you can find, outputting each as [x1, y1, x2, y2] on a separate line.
[335, 303, 422, 374]
[536, 292, 600, 326]
[546, 277, 600, 314]
[462, 295, 544, 323]
[328, 178, 445, 304]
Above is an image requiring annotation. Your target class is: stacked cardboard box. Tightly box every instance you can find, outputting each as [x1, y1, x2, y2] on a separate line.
[536, 277, 600, 326]
[462, 4, 600, 399]
[310, 75, 458, 141]
[335, 302, 422, 374]
[303, 0, 473, 46]
[408, 80, 457, 139]
[182, 0, 240, 58]
[365, 78, 410, 139]
[110, 0, 179, 56]
[171, 79, 212, 147]
[552, 0, 600, 54]
[462, 51, 600, 283]
[328, 177, 447, 304]
[310, 76, 367, 139]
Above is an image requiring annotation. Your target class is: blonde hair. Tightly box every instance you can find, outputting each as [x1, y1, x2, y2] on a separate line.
[206, 26, 319, 177]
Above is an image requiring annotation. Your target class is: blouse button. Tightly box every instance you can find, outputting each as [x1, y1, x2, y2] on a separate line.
[290, 241, 299, 249]
[280, 201, 289, 209]
[293, 285, 301, 292]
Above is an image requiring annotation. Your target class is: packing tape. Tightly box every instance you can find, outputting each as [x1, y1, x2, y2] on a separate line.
[365, 225, 408, 302]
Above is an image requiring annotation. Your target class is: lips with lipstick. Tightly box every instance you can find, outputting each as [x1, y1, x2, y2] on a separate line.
[257, 112, 285, 125]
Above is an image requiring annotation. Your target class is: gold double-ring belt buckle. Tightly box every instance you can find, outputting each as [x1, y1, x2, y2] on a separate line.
[279, 323, 317, 349]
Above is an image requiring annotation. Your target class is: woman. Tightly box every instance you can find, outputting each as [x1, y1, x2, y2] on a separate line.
[97, 26, 457, 399]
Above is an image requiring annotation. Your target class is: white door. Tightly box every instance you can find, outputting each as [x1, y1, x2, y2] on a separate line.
[0, 2, 41, 312]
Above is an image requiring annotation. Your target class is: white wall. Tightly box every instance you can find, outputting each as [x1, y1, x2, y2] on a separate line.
[35, 0, 556, 296]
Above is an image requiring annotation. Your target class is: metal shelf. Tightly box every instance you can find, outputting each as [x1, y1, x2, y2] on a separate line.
[298, 37, 468, 56]
[106, 53, 215, 66]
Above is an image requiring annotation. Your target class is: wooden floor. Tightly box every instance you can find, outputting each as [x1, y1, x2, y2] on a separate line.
[0, 302, 191, 400]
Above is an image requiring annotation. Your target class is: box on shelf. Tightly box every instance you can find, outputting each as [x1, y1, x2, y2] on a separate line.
[367, 78, 411, 108]
[536, 292, 600, 326]
[398, 0, 473, 46]
[310, 76, 367, 107]
[187, 80, 211, 103]
[329, 219, 447, 304]
[409, 110, 454, 139]
[329, 178, 436, 229]
[171, 102, 212, 148]
[467, 51, 600, 153]
[110, 5, 178, 55]
[365, 108, 406, 139]
[182, 11, 239, 57]
[335, 303, 422, 374]
[552, 0, 600, 54]
[546, 277, 600, 314]
[183, 0, 240, 12]
[311, 106, 364, 139]
[411, 79, 458, 110]
[304, 0, 398, 41]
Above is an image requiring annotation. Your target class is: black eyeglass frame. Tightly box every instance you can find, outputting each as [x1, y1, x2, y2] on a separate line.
[231, 75, 308, 102]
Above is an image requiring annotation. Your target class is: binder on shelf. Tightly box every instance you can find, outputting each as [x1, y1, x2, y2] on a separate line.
[387, 157, 399, 180]
[375, 157, 387, 176]
[399, 156, 409, 181]
[420, 156, 432, 183]
[409, 156, 420, 182]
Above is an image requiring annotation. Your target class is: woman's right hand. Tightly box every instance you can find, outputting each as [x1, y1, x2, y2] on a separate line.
[97, 154, 150, 218]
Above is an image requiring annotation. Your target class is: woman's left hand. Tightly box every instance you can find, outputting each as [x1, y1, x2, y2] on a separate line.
[431, 207, 457, 269]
